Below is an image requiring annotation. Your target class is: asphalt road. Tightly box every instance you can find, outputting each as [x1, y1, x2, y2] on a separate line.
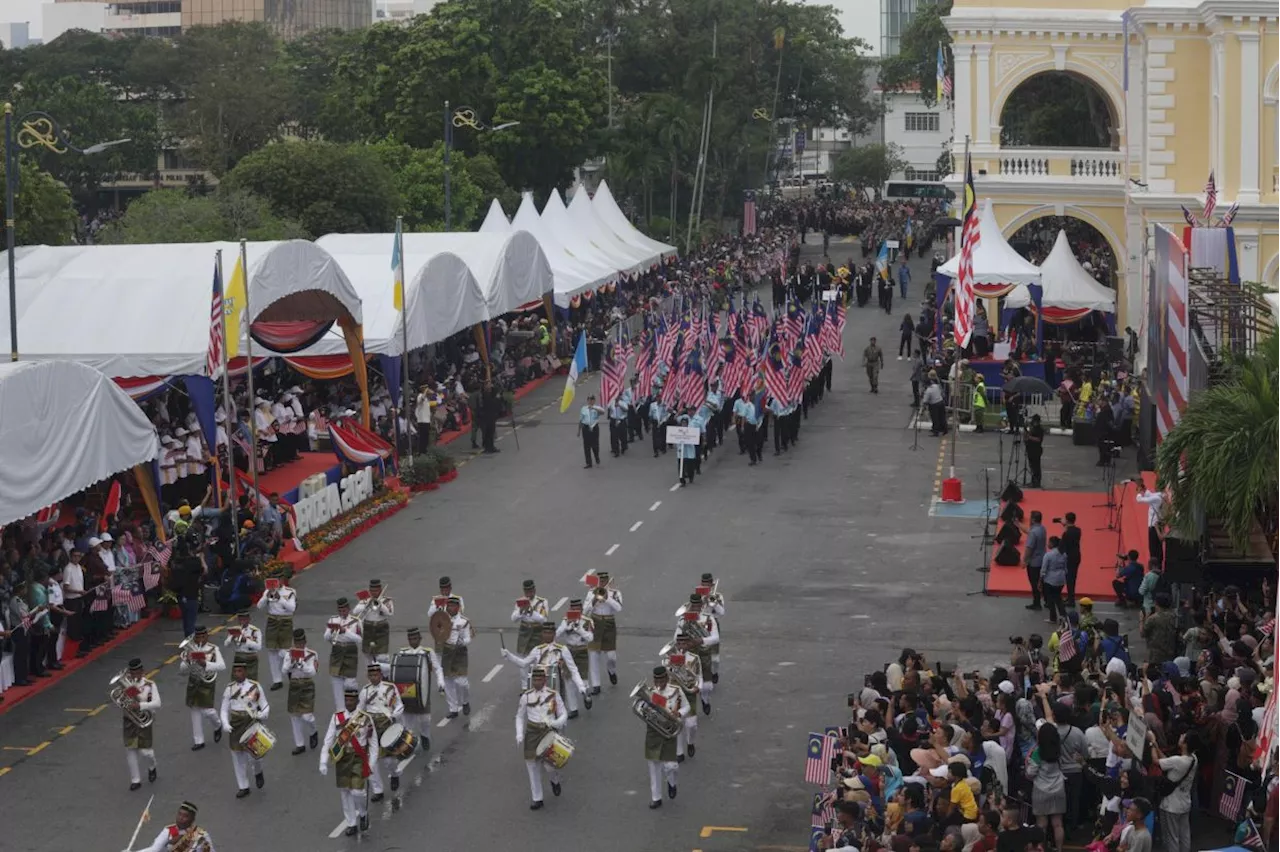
[0, 237, 1143, 852]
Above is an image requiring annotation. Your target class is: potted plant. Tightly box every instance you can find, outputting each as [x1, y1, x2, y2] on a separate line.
[157, 588, 179, 619]
[402, 455, 440, 492]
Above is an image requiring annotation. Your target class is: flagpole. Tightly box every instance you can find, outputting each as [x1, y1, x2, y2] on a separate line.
[951, 135, 971, 477]
[216, 249, 240, 560]
[240, 239, 263, 507]
[396, 216, 413, 469]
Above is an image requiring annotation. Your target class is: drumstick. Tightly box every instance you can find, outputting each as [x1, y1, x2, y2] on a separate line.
[122, 794, 154, 852]
[498, 630, 506, 651]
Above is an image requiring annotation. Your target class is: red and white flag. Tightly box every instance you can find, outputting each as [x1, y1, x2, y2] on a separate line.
[954, 149, 980, 349]
[207, 260, 225, 379]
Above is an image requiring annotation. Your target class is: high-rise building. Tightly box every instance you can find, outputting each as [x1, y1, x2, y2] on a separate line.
[183, 0, 370, 39]
[880, 0, 920, 57]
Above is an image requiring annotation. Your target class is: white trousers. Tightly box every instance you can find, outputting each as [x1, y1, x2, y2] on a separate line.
[586, 651, 617, 688]
[525, 758, 562, 802]
[646, 760, 678, 801]
[189, 707, 220, 745]
[339, 789, 368, 828]
[401, 712, 429, 743]
[125, 747, 156, 784]
[677, 716, 698, 757]
[289, 714, 317, 749]
[709, 652, 720, 676]
[230, 749, 262, 790]
[331, 676, 355, 711]
[266, 650, 284, 686]
[442, 676, 470, 713]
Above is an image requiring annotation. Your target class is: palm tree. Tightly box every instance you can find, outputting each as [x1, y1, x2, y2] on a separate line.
[1155, 331, 1278, 551]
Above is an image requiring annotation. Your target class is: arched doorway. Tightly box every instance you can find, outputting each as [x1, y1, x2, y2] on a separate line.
[999, 72, 1119, 150]
[1008, 215, 1118, 289]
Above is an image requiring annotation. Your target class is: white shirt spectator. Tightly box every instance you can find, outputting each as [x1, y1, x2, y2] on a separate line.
[63, 561, 85, 600]
[1136, 489, 1164, 528]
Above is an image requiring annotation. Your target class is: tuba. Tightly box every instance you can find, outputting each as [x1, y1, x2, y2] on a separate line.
[658, 645, 697, 691]
[179, 637, 218, 684]
[109, 671, 153, 728]
[628, 681, 682, 739]
[678, 612, 709, 642]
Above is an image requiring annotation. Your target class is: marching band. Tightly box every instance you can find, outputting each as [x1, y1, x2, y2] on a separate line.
[256, 576, 297, 690]
[109, 569, 730, 844]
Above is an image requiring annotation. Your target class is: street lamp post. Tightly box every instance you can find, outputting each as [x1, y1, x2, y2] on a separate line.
[4, 102, 129, 361]
[442, 101, 520, 231]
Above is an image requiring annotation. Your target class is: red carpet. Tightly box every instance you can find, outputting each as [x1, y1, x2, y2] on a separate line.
[985, 473, 1155, 601]
[257, 452, 340, 499]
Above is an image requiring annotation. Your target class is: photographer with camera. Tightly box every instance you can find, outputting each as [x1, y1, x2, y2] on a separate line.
[1094, 398, 1117, 467]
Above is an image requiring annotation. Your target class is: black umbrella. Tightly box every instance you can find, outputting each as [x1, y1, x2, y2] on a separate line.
[1003, 376, 1055, 397]
[931, 216, 963, 229]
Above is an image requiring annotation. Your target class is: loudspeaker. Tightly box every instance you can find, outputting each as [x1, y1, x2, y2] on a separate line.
[1163, 538, 1203, 585]
[1105, 336, 1125, 362]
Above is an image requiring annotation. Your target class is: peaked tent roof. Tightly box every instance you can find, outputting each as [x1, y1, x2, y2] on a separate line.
[541, 190, 637, 275]
[1005, 230, 1116, 314]
[510, 192, 615, 307]
[479, 199, 511, 234]
[567, 187, 659, 271]
[0, 360, 160, 528]
[937, 199, 1042, 288]
[591, 180, 677, 260]
[0, 240, 362, 378]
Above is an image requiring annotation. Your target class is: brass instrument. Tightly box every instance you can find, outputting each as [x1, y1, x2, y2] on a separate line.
[179, 637, 218, 684]
[109, 670, 154, 728]
[628, 681, 682, 738]
[679, 614, 709, 643]
[352, 585, 391, 625]
[330, 709, 372, 761]
[657, 645, 697, 691]
[169, 827, 214, 852]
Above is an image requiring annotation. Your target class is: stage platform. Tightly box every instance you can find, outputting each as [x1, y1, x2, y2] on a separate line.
[257, 452, 342, 504]
[984, 472, 1155, 601]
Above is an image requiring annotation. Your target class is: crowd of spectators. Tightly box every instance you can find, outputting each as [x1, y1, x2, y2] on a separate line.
[808, 585, 1277, 852]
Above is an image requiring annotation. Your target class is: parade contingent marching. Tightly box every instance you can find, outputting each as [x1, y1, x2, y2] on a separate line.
[577, 283, 845, 484]
[108, 565, 730, 843]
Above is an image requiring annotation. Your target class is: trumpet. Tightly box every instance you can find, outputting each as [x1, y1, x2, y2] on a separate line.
[109, 670, 153, 729]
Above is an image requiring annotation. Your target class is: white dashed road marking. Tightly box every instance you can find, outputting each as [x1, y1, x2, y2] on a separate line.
[629, 521, 643, 532]
[552, 596, 568, 611]
[482, 664, 504, 683]
[649, 501, 661, 511]
[605, 543, 620, 556]
[669, 483, 681, 492]
[436, 716, 452, 728]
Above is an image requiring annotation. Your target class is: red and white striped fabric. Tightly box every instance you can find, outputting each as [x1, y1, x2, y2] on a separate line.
[1156, 227, 1190, 439]
[743, 191, 757, 236]
[599, 344, 627, 406]
[1201, 170, 1217, 221]
[207, 263, 224, 379]
[328, 419, 394, 468]
[636, 343, 658, 401]
[114, 376, 173, 402]
[954, 150, 980, 349]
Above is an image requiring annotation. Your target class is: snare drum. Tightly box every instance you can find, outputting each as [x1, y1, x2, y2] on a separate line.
[535, 731, 575, 769]
[379, 723, 418, 760]
[240, 722, 276, 759]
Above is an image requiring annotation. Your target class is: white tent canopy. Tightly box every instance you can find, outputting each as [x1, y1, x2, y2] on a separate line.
[590, 180, 677, 261]
[1005, 230, 1117, 312]
[479, 199, 510, 234]
[509, 191, 615, 307]
[306, 230, 554, 356]
[0, 360, 160, 528]
[0, 240, 362, 378]
[937, 199, 1042, 286]
[541, 190, 643, 276]
[567, 187, 660, 271]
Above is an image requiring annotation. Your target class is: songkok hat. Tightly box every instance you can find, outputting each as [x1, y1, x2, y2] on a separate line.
[700, 572, 714, 583]
[522, 580, 536, 590]
[128, 658, 144, 671]
[179, 802, 198, 817]
[194, 624, 208, 635]
[653, 665, 668, 678]
[369, 579, 382, 587]
[292, 628, 306, 640]
[439, 576, 452, 587]
[407, 627, 421, 639]
[336, 597, 350, 607]
[367, 661, 382, 671]
[568, 598, 583, 608]
[447, 595, 462, 605]
[343, 686, 359, 697]
[689, 593, 702, 604]
[232, 654, 250, 667]
[236, 610, 250, 618]
[531, 666, 548, 677]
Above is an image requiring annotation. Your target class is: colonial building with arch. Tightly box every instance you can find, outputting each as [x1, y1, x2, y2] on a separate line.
[943, 0, 1278, 330]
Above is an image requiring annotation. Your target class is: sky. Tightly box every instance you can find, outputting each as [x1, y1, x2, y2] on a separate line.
[6, 0, 882, 52]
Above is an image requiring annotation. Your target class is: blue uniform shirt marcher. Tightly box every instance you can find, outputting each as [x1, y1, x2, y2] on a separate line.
[650, 402, 667, 423]
[744, 400, 763, 427]
[768, 398, 788, 418]
[706, 390, 723, 411]
[690, 410, 709, 432]
[609, 401, 627, 420]
[619, 388, 633, 408]
[579, 405, 602, 428]
[675, 415, 698, 458]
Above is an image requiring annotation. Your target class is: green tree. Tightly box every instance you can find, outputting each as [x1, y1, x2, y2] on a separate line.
[0, 159, 77, 246]
[879, 0, 952, 106]
[999, 73, 1115, 148]
[281, 28, 365, 141]
[368, 140, 486, 231]
[1155, 333, 1279, 552]
[97, 188, 307, 244]
[220, 141, 398, 236]
[830, 143, 907, 199]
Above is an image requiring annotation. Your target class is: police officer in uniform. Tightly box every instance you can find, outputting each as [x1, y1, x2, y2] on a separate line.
[118, 657, 161, 790]
[578, 394, 605, 468]
[283, 628, 320, 755]
[510, 579, 549, 656]
[516, 666, 568, 810]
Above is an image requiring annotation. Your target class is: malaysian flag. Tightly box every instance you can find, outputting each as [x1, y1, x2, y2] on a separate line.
[787, 343, 806, 405]
[145, 540, 174, 568]
[937, 44, 952, 101]
[764, 342, 790, 408]
[141, 560, 163, 592]
[954, 148, 980, 348]
[704, 333, 723, 382]
[720, 339, 745, 399]
[600, 343, 626, 406]
[89, 583, 110, 613]
[1219, 771, 1248, 822]
[825, 299, 846, 359]
[804, 314, 823, 378]
[783, 300, 804, 347]
[207, 259, 225, 379]
[112, 579, 146, 613]
[1220, 201, 1240, 226]
[810, 789, 836, 828]
[743, 190, 757, 236]
[804, 732, 838, 785]
[678, 346, 707, 410]
[660, 332, 685, 408]
[1241, 818, 1265, 850]
[749, 297, 770, 343]
[656, 316, 676, 367]
[1057, 621, 1078, 663]
[636, 337, 658, 401]
[1202, 170, 1217, 220]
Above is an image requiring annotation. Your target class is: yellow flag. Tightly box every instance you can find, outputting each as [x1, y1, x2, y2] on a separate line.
[392, 220, 405, 312]
[224, 255, 247, 359]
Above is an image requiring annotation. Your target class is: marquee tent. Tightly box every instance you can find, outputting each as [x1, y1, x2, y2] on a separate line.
[567, 187, 661, 271]
[507, 191, 615, 307]
[590, 180, 678, 261]
[541, 190, 644, 275]
[479, 199, 510, 233]
[1004, 230, 1117, 323]
[0, 360, 163, 530]
[936, 199, 1042, 296]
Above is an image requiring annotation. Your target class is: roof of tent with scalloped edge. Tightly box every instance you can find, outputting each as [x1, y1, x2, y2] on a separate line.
[1004, 230, 1116, 313]
[937, 199, 1042, 287]
[590, 180, 678, 261]
[479, 199, 511, 234]
[510, 192, 615, 307]
[540, 189, 641, 276]
[566, 186, 659, 272]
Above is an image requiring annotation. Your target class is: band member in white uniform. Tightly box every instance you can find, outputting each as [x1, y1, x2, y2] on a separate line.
[427, 576, 464, 618]
[643, 666, 688, 809]
[515, 666, 568, 810]
[256, 576, 298, 690]
[670, 633, 703, 761]
[675, 594, 720, 715]
[220, 654, 270, 798]
[583, 571, 622, 694]
[698, 573, 724, 683]
[283, 627, 320, 754]
[324, 597, 362, 710]
[555, 600, 595, 718]
[502, 622, 590, 718]
[352, 579, 394, 668]
[117, 657, 161, 790]
[357, 660, 404, 797]
[141, 801, 215, 852]
[510, 579, 549, 656]
[439, 596, 473, 718]
[223, 610, 262, 682]
[180, 625, 226, 749]
[320, 687, 374, 837]
[394, 627, 441, 752]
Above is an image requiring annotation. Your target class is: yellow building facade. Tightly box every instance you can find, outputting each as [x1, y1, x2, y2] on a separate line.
[944, 0, 1278, 330]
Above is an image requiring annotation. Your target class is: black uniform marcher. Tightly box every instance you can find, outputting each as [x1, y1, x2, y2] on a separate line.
[1025, 418, 1045, 488]
[480, 383, 501, 453]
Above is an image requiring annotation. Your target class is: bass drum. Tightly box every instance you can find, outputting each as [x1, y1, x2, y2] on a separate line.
[390, 652, 429, 714]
